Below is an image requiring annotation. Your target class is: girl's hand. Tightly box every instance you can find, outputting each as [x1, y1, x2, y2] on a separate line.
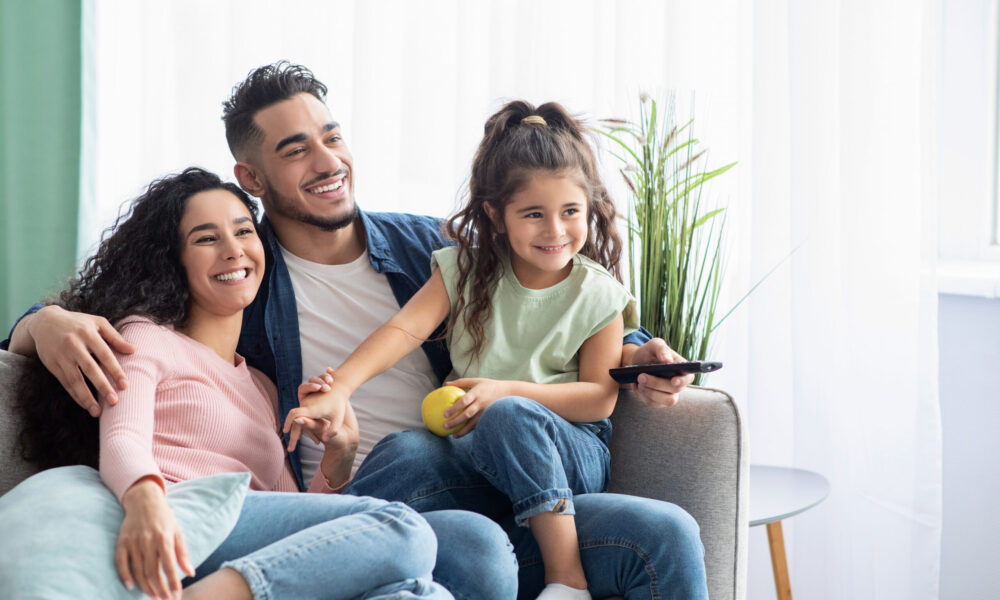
[117, 478, 194, 600]
[285, 375, 350, 452]
[297, 367, 335, 402]
[442, 378, 511, 438]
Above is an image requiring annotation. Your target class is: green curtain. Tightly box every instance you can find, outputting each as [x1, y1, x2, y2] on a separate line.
[0, 0, 83, 330]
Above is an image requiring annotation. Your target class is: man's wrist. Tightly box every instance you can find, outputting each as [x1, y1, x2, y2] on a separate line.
[621, 343, 640, 368]
[7, 311, 41, 356]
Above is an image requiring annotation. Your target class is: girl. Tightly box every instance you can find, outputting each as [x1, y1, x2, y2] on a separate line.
[286, 100, 637, 600]
[16, 168, 454, 600]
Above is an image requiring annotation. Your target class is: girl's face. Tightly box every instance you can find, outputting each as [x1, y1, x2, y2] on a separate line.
[178, 189, 265, 319]
[497, 172, 589, 289]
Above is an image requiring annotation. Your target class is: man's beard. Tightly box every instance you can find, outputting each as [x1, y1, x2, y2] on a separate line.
[264, 181, 359, 232]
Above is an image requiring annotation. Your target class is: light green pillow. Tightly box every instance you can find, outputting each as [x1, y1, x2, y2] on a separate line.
[0, 465, 249, 599]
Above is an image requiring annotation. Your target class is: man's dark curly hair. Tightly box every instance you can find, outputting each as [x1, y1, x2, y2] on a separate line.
[222, 60, 328, 160]
[16, 167, 258, 470]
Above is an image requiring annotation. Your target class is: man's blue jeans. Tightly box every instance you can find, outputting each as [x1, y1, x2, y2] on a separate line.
[345, 397, 709, 600]
[196, 490, 517, 599]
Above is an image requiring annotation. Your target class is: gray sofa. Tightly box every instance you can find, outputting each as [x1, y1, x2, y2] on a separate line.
[0, 349, 748, 599]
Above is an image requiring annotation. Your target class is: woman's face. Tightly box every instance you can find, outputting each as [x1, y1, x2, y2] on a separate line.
[177, 189, 265, 319]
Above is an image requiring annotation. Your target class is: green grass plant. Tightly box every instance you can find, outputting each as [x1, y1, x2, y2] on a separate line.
[599, 94, 735, 383]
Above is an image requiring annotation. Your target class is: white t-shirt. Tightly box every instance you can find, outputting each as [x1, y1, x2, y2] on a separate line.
[279, 245, 439, 481]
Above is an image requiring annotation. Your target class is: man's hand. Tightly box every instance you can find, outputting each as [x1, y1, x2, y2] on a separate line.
[318, 402, 361, 490]
[442, 377, 510, 438]
[11, 305, 136, 416]
[623, 338, 694, 408]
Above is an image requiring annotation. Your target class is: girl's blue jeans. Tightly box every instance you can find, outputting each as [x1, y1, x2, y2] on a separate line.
[345, 396, 709, 600]
[195, 490, 516, 600]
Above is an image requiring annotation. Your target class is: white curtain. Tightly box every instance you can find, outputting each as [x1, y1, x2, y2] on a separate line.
[87, 1, 941, 598]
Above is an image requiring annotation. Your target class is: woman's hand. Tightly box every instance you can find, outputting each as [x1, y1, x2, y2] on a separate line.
[117, 477, 194, 600]
[442, 378, 511, 438]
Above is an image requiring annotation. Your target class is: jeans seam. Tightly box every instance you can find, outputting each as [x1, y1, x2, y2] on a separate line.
[236, 504, 416, 576]
[518, 537, 660, 600]
[405, 482, 496, 504]
[223, 559, 271, 600]
[511, 489, 574, 526]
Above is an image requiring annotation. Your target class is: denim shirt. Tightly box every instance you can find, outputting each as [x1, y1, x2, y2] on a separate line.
[3, 208, 651, 490]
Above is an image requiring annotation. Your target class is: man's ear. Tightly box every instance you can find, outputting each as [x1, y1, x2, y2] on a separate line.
[484, 202, 504, 233]
[234, 162, 265, 197]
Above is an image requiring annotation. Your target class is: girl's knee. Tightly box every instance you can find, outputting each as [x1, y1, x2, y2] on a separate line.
[478, 396, 549, 432]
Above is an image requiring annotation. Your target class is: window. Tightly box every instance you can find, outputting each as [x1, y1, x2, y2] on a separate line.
[937, 0, 1000, 296]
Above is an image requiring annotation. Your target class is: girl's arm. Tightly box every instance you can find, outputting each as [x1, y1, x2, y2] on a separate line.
[445, 313, 624, 436]
[284, 269, 451, 447]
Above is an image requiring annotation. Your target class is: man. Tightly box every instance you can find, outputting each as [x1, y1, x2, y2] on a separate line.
[6, 62, 707, 599]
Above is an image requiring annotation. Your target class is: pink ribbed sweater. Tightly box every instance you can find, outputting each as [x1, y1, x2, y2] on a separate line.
[99, 317, 330, 501]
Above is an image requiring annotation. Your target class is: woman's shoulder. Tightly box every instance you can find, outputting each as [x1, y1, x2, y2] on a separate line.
[112, 316, 184, 358]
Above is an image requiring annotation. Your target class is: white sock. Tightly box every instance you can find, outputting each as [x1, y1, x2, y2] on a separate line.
[535, 582, 592, 600]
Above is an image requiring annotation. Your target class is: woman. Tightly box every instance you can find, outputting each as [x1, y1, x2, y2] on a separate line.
[16, 168, 462, 600]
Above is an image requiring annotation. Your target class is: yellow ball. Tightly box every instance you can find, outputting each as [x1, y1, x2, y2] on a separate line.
[421, 386, 466, 436]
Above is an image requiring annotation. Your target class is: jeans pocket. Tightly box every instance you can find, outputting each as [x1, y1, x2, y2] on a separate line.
[581, 418, 613, 447]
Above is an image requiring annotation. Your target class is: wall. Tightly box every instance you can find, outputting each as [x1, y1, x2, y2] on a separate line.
[938, 293, 1000, 599]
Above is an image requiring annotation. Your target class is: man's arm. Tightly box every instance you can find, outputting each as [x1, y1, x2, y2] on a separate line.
[6, 304, 136, 415]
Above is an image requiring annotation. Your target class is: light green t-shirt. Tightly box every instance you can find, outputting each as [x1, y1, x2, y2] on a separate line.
[431, 246, 638, 384]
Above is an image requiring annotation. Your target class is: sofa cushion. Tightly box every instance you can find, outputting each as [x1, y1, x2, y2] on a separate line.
[0, 466, 249, 599]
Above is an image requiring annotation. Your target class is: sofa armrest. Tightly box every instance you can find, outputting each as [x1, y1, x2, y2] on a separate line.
[1, 350, 39, 497]
[608, 386, 748, 600]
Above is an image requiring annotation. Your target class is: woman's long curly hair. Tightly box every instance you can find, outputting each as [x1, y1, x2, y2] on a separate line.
[16, 167, 258, 470]
[444, 100, 622, 364]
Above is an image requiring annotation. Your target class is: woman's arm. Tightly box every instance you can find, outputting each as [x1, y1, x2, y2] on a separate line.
[445, 314, 624, 436]
[284, 269, 451, 447]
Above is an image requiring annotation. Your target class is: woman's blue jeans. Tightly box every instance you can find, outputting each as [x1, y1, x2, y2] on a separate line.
[196, 490, 515, 599]
[345, 396, 709, 600]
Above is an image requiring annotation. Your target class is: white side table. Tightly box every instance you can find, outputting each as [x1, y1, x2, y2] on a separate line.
[749, 465, 830, 600]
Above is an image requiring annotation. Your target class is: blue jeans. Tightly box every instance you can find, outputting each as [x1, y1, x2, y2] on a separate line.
[196, 490, 514, 599]
[345, 397, 709, 600]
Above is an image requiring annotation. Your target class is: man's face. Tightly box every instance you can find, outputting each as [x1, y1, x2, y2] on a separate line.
[248, 93, 356, 231]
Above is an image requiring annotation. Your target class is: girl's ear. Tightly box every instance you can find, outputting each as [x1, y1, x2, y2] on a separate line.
[484, 202, 505, 233]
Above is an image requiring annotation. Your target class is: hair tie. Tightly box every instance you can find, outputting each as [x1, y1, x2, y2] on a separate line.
[521, 115, 547, 126]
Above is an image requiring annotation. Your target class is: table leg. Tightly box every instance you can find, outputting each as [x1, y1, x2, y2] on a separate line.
[766, 520, 792, 600]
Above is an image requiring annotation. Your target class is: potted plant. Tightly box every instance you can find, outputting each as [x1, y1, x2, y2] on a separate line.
[599, 94, 735, 384]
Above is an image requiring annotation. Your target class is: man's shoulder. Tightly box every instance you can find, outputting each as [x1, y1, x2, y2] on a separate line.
[361, 209, 452, 260]
[363, 210, 444, 237]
